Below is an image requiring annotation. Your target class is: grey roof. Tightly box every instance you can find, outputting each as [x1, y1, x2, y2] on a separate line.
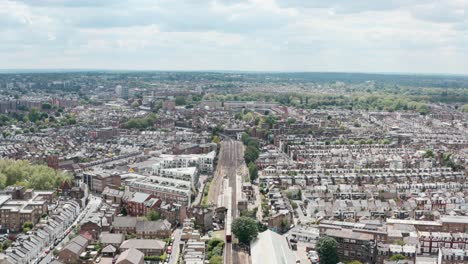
[102, 245, 117, 253]
[136, 219, 171, 233]
[71, 235, 89, 248]
[441, 215, 468, 224]
[116, 248, 144, 264]
[113, 216, 138, 228]
[100, 233, 124, 245]
[62, 241, 84, 255]
[120, 239, 165, 250]
[103, 187, 124, 198]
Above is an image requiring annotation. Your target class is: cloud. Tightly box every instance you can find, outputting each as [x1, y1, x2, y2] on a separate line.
[0, 0, 467, 74]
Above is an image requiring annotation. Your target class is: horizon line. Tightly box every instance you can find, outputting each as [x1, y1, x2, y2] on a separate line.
[0, 68, 468, 77]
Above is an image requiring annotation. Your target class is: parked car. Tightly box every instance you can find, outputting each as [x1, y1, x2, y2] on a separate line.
[308, 250, 319, 264]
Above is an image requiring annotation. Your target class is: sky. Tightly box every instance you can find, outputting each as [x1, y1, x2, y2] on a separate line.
[1, 0, 468, 74]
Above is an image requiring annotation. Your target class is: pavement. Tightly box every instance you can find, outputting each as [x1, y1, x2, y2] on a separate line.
[295, 201, 309, 225]
[250, 184, 263, 221]
[193, 175, 208, 205]
[168, 228, 182, 264]
[296, 242, 312, 264]
[38, 195, 102, 264]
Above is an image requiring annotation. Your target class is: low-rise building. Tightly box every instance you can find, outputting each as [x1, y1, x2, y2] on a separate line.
[119, 239, 165, 256]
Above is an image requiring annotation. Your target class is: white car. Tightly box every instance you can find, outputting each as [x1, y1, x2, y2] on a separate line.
[308, 251, 320, 264]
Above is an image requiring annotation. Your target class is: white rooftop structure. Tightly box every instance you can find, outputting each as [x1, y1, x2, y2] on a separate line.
[251, 230, 296, 264]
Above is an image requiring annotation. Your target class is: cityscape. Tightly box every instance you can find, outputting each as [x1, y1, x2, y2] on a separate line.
[0, 71, 466, 264]
[1, 1, 468, 264]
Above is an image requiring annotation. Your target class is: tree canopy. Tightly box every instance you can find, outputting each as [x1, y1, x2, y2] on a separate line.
[389, 254, 406, 261]
[125, 113, 158, 130]
[231, 216, 259, 244]
[175, 96, 187, 106]
[146, 210, 161, 221]
[0, 160, 71, 190]
[248, 162, 258, 182]
[316, 236, 339, 264]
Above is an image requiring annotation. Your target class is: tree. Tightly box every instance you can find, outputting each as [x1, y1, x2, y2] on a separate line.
[0, 115, 10, 126]
[264, 115, 277, 128]
[0, 160, 72, 190]
[423, 149, 435, 158]
[146, 210, 161, 221]
[389, 254, 406, 261]
[23, 221, 34, 232]
[41, 103, 52, 110]
[316, 236, 339, 264]
[28, 108, 41, 123]
[462, 104, 468, 113]
[248, 162, 258, 182]
[291, 201, 298, 209]
[131, 101, 140, 108]
[207, 238, 224, 259]
[244, 145, 260, 164]
[209, 255, 223, 264]
[95, 242, 103, 253]
[175, 96, 186, 106]
[120, 207, 128, 216]
[287, 118, 296, 125]
[280, 219, 289, 233]
[3, 240, 11, 250]
[212, 135, 221, 144]
[347, 261, 363, 264]
[231, 217, 259, 244]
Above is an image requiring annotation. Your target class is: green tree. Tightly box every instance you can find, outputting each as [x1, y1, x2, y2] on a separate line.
[131, 101, 140, 108]
[23, 221, 34, 232]
[41, 103, 52, 110]
[209, 255, 223, 264]
[2, 240, 11, 250]
[120, 206, 128, 216]
[242, 112, 254, 122]
[461, 104, 468, 113]
[423, 149, 435, 158]
[394, 240, 405, 246]
[207, 238, 224, 259]
[347, 261, 363, 264]
[287, 118, 296, 125]
[212, 135, 221, 144]
[244, 145, 260, 164]
[264, 115, 277, 128]
[231, 216, 259, 244]
[175, 96, 186, 106]
[291, 201, 298, 209]
[28, 108, 41, 123]
[389, 254, 406, 261]
[146, 210, 161, 221]
[316, 236, 339, 264]
[248, 162, 258, 182]
[95, 242, 103, 253]
[0, 115, 10, 126]
[0, 160, 71, 190]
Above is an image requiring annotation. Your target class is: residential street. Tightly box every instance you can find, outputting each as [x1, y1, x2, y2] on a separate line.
[168, 228, 182, 264]
[37, 195, 102, 264]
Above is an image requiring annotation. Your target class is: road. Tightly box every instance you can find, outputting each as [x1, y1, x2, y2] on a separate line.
[168, 228, 182, 264]
[38, 195, 102, 264]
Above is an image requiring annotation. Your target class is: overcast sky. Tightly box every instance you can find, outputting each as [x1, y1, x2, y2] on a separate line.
[1, 0, 467, 74]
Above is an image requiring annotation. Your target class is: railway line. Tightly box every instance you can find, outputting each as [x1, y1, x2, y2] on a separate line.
[206, 138, 246, 264]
